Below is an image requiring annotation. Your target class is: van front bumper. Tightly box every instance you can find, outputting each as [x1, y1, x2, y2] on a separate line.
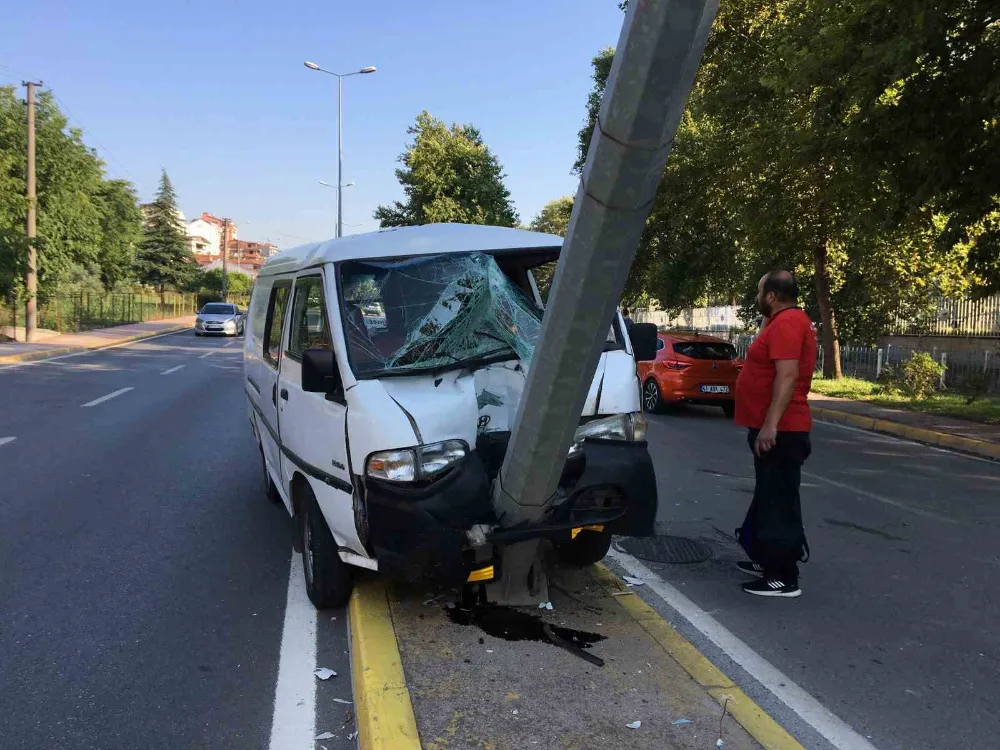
[363, 440, 657, 583]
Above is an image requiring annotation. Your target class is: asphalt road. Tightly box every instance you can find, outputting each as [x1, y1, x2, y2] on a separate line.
[638, 404, 1000, 750]
[0, 331, 354, 750]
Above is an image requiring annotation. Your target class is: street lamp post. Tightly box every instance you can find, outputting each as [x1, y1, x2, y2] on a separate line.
[304, 61, 376, 238]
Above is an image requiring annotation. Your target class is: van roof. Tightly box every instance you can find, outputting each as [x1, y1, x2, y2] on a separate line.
[257, 223, 563, 277]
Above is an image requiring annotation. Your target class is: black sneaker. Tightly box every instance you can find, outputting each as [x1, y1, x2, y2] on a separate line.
[736, 561, 764, 577]
[742, 578, 801, 598]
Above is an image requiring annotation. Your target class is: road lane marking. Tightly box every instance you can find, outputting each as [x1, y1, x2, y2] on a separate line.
[0, 437, 16, 447]
[0, 329, 191, 371]
[160, 365, 185, 375]
[198, 349, 217, 359]
[81, 387, 133, 408]
[268, 553, 317, 750]
[802, 470, 962, 525]
[815, 419, 1000, 467]
[223, 340, 236, 348]
[607, 547, 879, 750]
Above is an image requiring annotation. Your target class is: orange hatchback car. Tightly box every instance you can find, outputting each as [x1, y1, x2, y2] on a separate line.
[637, 332, 742, 417]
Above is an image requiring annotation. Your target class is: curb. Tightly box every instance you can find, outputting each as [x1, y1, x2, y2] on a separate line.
[812, 406, 1000, 461]
[349, 579, 421, 750]
[593, 563, 805, 750]
[0, 324, 190, 365]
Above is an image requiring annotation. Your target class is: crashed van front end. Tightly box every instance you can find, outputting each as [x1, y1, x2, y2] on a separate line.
[338, 250, 658, 583]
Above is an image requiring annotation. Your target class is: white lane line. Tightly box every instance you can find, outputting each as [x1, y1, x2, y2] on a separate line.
[0, 329, 191, 371]
[607, 547, 879, 750]
[815, 418, 1000, 467]
[268, 553, 317, 750]
[223, 339, 236, 348]
[81, 387, 133, 408]
[161, 365, 185, 375]
[0, 437, 16, 447]
[802, 470, 961, 525]
[198, 349, 217, 359]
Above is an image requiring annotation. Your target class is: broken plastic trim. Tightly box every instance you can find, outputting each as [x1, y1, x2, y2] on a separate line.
[339, 252, 544, 377]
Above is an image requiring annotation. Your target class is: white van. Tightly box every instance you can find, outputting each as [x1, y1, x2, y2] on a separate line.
[244, 223, 659, 608]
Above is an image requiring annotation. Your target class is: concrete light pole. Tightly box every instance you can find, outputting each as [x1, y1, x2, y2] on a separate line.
[23, 80, 43, 342]
[303, 62, 376, 238]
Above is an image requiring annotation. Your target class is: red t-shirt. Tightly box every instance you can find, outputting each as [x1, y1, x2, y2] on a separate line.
[735, 308, 817, 432]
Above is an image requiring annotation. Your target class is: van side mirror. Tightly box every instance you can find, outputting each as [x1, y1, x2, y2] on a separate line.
[302, 348, 342, 395]
[628, 322, 658, 362]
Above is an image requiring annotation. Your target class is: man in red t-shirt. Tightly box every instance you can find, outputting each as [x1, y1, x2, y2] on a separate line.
[733, 270, 817, 598]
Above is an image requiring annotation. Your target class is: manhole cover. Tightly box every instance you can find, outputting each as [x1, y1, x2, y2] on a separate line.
[616, 535, 712, 564]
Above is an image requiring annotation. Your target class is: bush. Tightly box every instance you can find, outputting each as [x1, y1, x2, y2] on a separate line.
[879, 352, 945, 400]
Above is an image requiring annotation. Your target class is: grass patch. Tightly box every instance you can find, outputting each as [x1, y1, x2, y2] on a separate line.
[811, 376, 1000, 425]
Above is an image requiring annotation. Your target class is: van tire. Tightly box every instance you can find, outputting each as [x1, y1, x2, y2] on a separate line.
[260, 448, 280, 504]
[642, 379, 664, 414]
[300, 485, 354, 609]
[554, 529, 613, 567]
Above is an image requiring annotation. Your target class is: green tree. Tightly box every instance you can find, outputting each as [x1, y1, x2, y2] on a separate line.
[529, 196, 574, 236]
[136, 170, 194, 299]
[375, 111, 519, 228]
[0, 85, 144, 300]
[191, 267, 253, 296]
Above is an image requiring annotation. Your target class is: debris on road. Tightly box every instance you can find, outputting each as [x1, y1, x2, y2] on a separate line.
[331, 697, 352, 705]
[538, 601, 554, 610]
[673, 718, 693, 725]
[622, 575, 645, 586]
[314, 731, 336, 740]
[347, 731, 358, 741]
[627, 720, 642, 729]
[313, 667, 337, 680]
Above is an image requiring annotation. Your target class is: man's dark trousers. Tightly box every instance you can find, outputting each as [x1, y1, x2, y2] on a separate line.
[741, 429, 811, 581]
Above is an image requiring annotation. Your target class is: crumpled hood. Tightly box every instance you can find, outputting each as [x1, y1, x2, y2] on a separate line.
[380, 373, 480, 446]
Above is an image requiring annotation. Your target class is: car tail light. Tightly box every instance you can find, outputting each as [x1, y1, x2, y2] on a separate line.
[663, 359, 691, 371]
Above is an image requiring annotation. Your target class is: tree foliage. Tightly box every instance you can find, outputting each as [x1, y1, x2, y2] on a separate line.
[136, 170, 194, 295]
[529, 196, 574, 236]
[189, 267, 253, 296]
[577, 0, 999, 375]
[375, 111, 519, 228]
[0, 86, 143, 300]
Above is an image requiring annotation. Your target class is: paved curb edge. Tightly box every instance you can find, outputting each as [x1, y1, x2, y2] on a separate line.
[594, 563, 806, 750]
[0, 324, 190, 365]
[349, 580, 421, 750]
[812, 406, 1000, 461]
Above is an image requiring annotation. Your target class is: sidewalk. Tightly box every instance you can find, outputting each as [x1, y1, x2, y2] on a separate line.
[0, 317, 196, 365]
[810, 393, 1000, 460]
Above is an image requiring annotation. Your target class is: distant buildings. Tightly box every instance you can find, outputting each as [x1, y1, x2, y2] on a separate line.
[184, 214, 278, 279]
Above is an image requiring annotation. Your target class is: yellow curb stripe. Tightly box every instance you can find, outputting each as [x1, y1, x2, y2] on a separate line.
[0, 325, 190, 365]
[593, 564, 805, 750]
[811, 406, 1000, 461]
[349, 579, 421, 750]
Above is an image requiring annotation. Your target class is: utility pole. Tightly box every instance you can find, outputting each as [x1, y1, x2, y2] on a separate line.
[489, 0, 720, 604]
[221, 218, 230, 301]
[23, 80, 43, 342]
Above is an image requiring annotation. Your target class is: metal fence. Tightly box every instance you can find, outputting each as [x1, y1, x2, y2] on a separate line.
[711, 329, 999, 393]
[1, 292, 198, 338]
[890, 295, 1000, 338]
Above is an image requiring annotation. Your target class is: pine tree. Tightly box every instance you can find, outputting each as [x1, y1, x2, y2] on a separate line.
[137, 170, 193, 300]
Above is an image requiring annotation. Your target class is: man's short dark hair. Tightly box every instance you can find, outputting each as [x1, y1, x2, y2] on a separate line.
[762, 270, 798, 303]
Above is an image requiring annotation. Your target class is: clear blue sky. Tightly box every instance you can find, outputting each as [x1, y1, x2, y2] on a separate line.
[1, 1, 624, 248]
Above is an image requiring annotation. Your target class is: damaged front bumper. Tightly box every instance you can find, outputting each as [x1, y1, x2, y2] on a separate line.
[362, 439, 658, 583]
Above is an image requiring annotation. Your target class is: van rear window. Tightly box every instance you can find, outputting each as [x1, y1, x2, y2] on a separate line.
[672, 342, 736, 360]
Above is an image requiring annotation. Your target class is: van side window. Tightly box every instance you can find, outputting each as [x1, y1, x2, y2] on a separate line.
[263, 282, 292, 369]
[288, 276, 331, 358]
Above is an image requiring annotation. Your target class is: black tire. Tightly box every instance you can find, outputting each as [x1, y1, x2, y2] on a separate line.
[300, 485, 354, 609]
[554, 529, 613, 566]
[721, 402, 735, 418]
[642, 378, 664, 414]
[261, 448, 281, 504]
[194, 331, 202, 337]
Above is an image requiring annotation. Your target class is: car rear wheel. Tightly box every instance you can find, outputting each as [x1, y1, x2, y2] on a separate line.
[721, 402, 735, 418]
[300, 484, 354, 609]
[554, 529, 613, 566]
[642, 379, 664, 414]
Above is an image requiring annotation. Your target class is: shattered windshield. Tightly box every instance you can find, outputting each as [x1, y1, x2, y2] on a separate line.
[339, 252, 543, 377]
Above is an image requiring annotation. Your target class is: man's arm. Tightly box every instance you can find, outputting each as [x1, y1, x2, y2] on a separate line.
[754, 359, 798, 455]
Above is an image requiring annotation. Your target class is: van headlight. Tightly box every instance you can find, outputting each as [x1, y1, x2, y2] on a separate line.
[366, 440, 468, 483]
[568, 412, 647, 456]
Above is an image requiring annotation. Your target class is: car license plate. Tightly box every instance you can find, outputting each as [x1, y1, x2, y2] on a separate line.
[700, 385, 730, 394]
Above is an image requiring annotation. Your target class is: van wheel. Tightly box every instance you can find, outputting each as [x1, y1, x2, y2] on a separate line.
[554, 529, 613, 566]
[300, 485, 354, 609]
[721, 402, 735, 418]
[260, 448, 280, 504]
[642, 379, 664, 414]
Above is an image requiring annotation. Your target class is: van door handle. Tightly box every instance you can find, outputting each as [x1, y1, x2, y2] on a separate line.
[280, 388, 289, 401]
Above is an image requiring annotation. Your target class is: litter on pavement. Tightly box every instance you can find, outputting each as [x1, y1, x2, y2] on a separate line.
[348, 731, 358, 741]
[627, 720, 642, 729]
[538, 601, 554, 610]
[331, 697, 352, 705]
[623, 575, 645, 586]
[314, 731, 336, 740]
[673, 718, 693, 725]
[313, 667, 337, 680]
